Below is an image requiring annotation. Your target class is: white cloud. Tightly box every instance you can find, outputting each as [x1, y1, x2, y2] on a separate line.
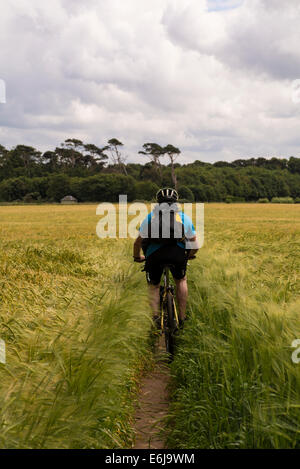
[0, 0, 299, 163]
[207, 0, 244, 11]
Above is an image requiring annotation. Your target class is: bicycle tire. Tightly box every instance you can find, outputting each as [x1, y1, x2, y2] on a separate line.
[164, 291, 176, 358]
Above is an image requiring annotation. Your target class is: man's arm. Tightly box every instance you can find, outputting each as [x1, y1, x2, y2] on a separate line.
[183, 213, 199, 258]
[133, 235, 145, 262]
[186, 235, 199, 259]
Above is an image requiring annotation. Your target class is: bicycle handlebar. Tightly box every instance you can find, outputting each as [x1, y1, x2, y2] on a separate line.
[134, 254, 196, 263]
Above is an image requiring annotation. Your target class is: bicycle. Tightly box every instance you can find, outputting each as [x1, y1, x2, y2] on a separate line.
[140, 255, 196, 359]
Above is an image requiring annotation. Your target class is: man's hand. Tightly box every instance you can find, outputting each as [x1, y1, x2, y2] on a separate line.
[133, 255, 145, 263]
[188, 254, 197, 260]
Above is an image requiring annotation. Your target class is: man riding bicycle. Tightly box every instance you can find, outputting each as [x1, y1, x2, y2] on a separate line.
[133, 188, 199, 327]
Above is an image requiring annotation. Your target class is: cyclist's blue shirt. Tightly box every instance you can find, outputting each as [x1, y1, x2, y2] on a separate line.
[139, 211, 196, 257]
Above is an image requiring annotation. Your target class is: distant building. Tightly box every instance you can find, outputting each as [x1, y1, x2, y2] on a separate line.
[61, 195, 78, 205]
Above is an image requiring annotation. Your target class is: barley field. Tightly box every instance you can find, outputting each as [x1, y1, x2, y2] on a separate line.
[0, 204, 299, 449]
[0, 205, 152, 449]
[167, 204, 300, 448]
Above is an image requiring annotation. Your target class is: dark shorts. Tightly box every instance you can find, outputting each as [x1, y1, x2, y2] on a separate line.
[145, 245, 188, 285]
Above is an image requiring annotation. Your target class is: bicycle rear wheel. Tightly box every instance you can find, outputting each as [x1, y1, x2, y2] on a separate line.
[164, 291, 177, 358]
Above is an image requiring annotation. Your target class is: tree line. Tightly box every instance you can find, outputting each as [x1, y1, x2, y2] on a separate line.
[0, 139, 299, 202]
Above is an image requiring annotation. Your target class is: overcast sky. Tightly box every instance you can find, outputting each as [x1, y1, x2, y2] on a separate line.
[0, 0, 300, 163]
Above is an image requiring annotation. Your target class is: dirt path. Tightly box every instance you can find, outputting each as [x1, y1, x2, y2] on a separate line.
[133, 336, 170, 449]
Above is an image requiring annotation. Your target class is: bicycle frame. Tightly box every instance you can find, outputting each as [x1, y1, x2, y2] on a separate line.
[160, 265, 179, 332]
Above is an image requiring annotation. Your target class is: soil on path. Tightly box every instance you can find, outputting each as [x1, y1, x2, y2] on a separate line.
[133, 336, 170, 449]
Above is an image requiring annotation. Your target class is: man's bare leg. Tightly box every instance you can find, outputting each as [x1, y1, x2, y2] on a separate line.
[148, 283, 160, 319]
[174, 277, 188, 321]
[149, 278, 188, 323]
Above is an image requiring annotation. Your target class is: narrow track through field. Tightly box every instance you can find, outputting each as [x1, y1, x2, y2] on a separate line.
[133, 336, 170, 449]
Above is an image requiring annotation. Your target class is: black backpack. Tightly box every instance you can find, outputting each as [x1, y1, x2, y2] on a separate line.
[141, 204, 185, 252]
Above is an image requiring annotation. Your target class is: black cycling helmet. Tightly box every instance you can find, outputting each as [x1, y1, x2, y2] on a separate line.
[156, 187, 179, 204]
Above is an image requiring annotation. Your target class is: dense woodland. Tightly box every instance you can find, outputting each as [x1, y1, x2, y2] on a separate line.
[0, 139, 300, 202]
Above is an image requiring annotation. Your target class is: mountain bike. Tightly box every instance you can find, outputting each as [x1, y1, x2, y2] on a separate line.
[141, 255, 196, 359]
